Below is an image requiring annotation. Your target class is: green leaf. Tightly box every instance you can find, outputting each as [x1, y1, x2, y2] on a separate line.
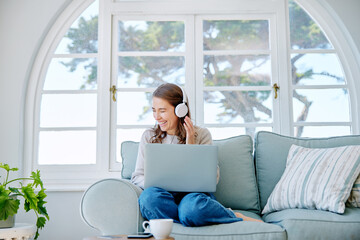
[9, 187, 21, 195]
[0, 163, 18, 172]
[21, 184, 38, 211]
[0, 196, 20, 220]
[36, 189, 49, 220]
[36, 216, 47, 229]
[0, 185, 10, 196]
[24, 199, 31, 212]
[30, 170, 43, 188]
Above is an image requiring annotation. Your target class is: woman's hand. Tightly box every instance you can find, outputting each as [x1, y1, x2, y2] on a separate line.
[184, 116, 196, 144]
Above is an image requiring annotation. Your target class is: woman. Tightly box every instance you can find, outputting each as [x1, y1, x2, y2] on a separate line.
[131, 83, 261, 226]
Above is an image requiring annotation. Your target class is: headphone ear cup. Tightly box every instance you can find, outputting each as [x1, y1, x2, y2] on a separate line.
[175, 103, 188, 118]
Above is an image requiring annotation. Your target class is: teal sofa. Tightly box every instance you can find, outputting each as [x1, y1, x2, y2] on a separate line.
[80, 131, 360, 240]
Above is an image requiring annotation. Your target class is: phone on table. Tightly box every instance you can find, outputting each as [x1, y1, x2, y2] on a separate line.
[127, 232, 153, 239]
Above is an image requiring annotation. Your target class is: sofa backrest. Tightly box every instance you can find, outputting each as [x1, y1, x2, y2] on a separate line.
[255, 131, 360, 210]
[120, 135, 261, 214]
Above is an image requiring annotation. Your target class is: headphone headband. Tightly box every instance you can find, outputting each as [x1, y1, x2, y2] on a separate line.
[179, 86, 187, 104]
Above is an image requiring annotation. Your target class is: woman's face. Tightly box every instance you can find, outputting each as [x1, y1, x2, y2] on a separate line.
[152, 97, 179, 135]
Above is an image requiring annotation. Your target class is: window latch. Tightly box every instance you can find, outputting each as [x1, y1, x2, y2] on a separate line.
[110, 85, 117, 102]
[273, 83, 280, 99]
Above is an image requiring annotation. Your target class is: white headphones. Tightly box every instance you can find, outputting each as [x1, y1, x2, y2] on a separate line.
[174, 86, 188, 118]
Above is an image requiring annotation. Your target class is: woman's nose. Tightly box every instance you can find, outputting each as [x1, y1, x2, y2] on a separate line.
[153, 112, 161, 120]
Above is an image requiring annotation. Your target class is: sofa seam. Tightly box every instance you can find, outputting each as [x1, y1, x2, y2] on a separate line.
[278, 218, 360, 224]
[256, 131, 360, 142]
[80, 178, 142, 233]
[171, 231, 286, 237]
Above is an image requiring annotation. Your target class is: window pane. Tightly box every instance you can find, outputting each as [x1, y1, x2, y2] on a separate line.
[289, 0, 332, 49]
[40, 94, 97, 127]
[118, 56, 185, 87]
[38, 130, 96, 165]
[55, 0, 98, 54]
[118, 21, 185, 52]
[291, 54, 344, 85]
[209, 127, 272, 141]
[203, 55, 271, 86]
[204, 91, 272, 124]
[44, 58, 97, 90]
[293, 89, 349, 122]
[203, 20, 269, 50]
[116, 128, 147, 163]
[117, 92, 154, 125]
[294, 126, 350, 138]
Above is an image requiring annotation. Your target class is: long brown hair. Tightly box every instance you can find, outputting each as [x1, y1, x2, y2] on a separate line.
[150, 83, 190, 144]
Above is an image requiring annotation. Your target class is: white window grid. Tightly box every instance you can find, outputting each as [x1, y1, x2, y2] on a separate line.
[23, 0, 360, 190]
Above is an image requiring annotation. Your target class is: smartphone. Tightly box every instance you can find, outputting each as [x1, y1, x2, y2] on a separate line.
[127, 232, 153, 239]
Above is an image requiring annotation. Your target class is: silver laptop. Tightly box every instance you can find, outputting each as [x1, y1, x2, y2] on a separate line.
[144, 144, 218, 192]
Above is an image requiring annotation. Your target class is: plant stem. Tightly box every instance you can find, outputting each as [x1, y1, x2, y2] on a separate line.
[5, 170, 9, 185]
[5, 178, 32, 187]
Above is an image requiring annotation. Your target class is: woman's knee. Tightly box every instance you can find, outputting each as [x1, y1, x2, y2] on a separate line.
[139, 187, 167, 208]
[139, 187, 179, 220]
[178, 193, 210, 226]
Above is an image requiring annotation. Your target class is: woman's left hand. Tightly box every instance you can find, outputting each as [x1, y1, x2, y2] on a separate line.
[184, 116, 196, 144]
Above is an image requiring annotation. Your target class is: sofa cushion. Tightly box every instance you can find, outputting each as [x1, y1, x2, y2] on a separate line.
[262, 144, 360, 214]
[263, 208, 360, 240]
[172, 211, 285, 240]
[213, 135, 260, 213]
[121, 141, 139, 179]
[348, 176, 360, 207]
[254, 131, 360, 210]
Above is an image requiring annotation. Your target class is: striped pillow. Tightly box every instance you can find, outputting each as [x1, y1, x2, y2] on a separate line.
[347, 175, 360, 207]
[262, 144, 360, 214]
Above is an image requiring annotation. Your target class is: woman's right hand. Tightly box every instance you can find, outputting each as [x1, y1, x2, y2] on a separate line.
[184, 116, 196, 144]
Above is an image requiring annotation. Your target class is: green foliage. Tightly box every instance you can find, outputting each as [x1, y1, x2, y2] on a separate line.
[0, 163, 49, 240]
[61, 16, 98, 90]
[289, 0, 330, 49]
[0, 186, 20, 220]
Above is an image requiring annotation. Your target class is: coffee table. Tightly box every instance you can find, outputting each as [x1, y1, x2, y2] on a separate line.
[83, 235, 174, 240]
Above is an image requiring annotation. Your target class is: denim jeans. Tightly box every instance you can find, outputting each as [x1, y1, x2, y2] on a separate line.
[138, 187, 243, 227]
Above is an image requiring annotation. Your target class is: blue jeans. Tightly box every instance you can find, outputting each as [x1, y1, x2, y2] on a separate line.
[138, 187, 243, 227]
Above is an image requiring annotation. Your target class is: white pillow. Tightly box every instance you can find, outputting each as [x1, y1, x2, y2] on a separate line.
[347, 175, 360, 207]
[262, 144, 360, 214]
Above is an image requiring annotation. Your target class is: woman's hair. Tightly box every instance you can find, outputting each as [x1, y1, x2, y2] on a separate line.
[150, 83, 190, 144]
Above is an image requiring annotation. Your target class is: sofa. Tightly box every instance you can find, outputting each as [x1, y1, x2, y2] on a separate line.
[80, 131, 360, 240]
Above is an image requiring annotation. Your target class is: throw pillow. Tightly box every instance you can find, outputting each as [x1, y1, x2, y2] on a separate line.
[262, 144, 360, 214]
[347, 175, 360, 207]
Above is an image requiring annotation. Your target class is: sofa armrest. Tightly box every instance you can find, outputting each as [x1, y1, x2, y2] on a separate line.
[80, 178, 144, 235]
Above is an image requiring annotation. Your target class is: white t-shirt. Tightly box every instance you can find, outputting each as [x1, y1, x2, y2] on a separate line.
[131, 126, 214, 189]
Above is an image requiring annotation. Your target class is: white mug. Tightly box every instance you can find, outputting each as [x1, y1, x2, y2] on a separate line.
[142, 219, 173, 239]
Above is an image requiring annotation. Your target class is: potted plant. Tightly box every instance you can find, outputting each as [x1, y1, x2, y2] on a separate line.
[0, 163, 49, 239]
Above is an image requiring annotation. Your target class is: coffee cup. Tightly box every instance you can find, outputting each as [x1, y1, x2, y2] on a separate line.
[142, 219, 173, 239]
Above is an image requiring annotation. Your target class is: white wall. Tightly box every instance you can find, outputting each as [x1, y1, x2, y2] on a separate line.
[0, 0, 98, 239]
[0, 0, 359, 239]
[326, 0, 360, 51]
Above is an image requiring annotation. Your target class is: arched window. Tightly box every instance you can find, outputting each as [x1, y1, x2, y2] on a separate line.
[25, 0, 360, 189]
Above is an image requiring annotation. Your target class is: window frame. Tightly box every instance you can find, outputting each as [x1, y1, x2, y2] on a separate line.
[24, 0, 360, 190]
[195, 14, 282, 136]
[109, 15, 195, 171]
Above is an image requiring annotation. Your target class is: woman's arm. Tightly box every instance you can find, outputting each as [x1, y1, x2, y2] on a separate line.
[131, 129, 152, 189]
[196, 127, 213, 145]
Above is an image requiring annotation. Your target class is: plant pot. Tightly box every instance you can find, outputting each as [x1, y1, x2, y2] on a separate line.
[0, 215, 15, 228]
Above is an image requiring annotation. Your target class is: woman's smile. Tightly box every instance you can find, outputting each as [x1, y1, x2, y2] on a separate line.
[152, 97, 179, 135]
